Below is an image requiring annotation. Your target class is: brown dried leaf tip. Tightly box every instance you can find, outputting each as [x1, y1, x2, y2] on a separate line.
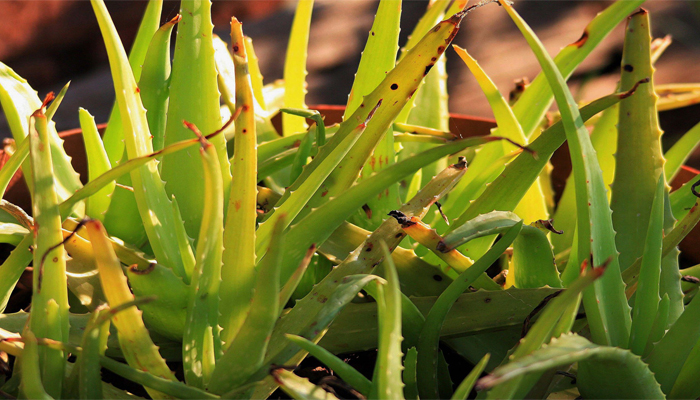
[533, 219, 563, 235]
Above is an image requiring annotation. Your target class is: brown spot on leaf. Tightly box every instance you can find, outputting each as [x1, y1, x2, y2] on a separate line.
[572, 30, 589, 48]
[623, 64, 634, 72]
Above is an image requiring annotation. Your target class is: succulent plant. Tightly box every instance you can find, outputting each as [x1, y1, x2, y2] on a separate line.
[2, 0, 700, 399]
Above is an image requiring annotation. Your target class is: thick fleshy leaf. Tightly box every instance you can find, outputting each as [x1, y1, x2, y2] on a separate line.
[500, 0, 630, 348]
[159, 0, 231, 241]
[282, 0, 314, 137]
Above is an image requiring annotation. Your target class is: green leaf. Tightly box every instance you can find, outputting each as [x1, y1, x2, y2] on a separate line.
[220, 18, 260, 347]
[511, 225, 562, 289]
[140, 14, 178, 152]
[44, 81, 69, 124]
[28, 108, 69, 398]
[182, 134, 224, 388]
[447, 45, 547, 227]
[629, 175, 665, 355]
[451, 354, 489, 400]
[319, 288, 560, 356]
[403, 347, 419, 400]
[160, 0, 231, 241]
[0, 63, 83, 209]
[451, 88, 633, 244]
[611, 9, 665, 273]
[272, 369, 339, 400]
[102, 0, 163, 166]
[208, 215, 284, 394]
[0, 139, 28, 201]
[77, 310, 110, 400]
[79, 108, 113, 221]
[286, 335, 371, 396]
[280, 138, 507, 285]
[19, 330, 54, 400]
[551, 102, 619, 256]
[0, 234, 33, 312]
[647, 292, 700, 394]
[478, 334, 663, 399]
[484, 267, 605, 399]
[86, 220, 177, 398]
[417, 222, 523, 399]
[500, 0, 630, 347]
[282, 0, 314, 136]
[298, 9, 467, 229]
[510, 0, 645, 139]
[250, 161, 468, 399]
[91, 0, 187, 279]
[370, 242, 404, 400]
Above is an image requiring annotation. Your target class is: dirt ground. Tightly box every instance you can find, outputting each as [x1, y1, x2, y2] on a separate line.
[1, 0, 699, 160]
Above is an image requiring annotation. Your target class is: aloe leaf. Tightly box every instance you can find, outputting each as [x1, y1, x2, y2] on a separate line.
[500, 0, 631, 347]
[611, 9, 665, 274]
[19, 330, 53, 400]
[140, 14, 178, 152]
[279, 246, 316, 307]
[289, 128, 315, 183]
[417, 222, 523, 399]
[280, 138, 507, 284]
[442, 211, 521, 250]
[452, 87, 635, 240]
[28, 107, 69, 397]
[79, 108, 113, 221]
[666, 121, 700, 183]
[345, 0, 401, 230]
[86, 220, 176, 398]
[282, 0, 314, 136]
[182, 133, 224, 388]
[272, 368, 339, 400]
[219, 18, 260, 347]
[286, 335, 371, 396]
[628, 175, 664, 355]
[403, 347, 419, 400]
[370, 242, 404, 400]
[45, 81, 69, 123]
[244, 36, 267, 111]
[646, 293, 700, 394]
[510, 0, 645, 139]
[669, 335, 700, 399]
[59, 134, 218, 219]
[0, 234, 32, 312]
[478, 333, 663, 399]
[452, 354, 489, 400]
[395, 0, 450, 123]
[98, 357, 218, 400]
[320, 222, 450, 297]
[250, 161, 467, 399]
[484, 267, 605, 399]
[0, 138, 28, 200]
[213, 35, 236, 114]
[392, 213, 502, 290]
[0, 63, 83, 208]
[77, 310, 110, 400]
[298, 11, 468, 228]
[644, 293, 670, 358]
[447, 45, 547, 228]
[91, 0, 187, 279]
[623, 196, 700, 292]
[160, 0, 231, 241]
[551, 102, 619, 255]
[102, 0, 163, 166]
[208, 215, 283, 394]
[511, 225, 562, 289]
[255, 105, 380, 260]
[321, 287, 559, 355]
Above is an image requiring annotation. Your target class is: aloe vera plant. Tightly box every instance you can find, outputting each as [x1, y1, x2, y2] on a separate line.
[2, 0, 700, 399]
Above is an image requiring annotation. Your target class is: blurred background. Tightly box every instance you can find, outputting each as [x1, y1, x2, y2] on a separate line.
[1, 0, 700, 148]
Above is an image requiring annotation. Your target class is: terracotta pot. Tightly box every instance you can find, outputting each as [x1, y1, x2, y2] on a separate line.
[2, 106, 699, 261]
